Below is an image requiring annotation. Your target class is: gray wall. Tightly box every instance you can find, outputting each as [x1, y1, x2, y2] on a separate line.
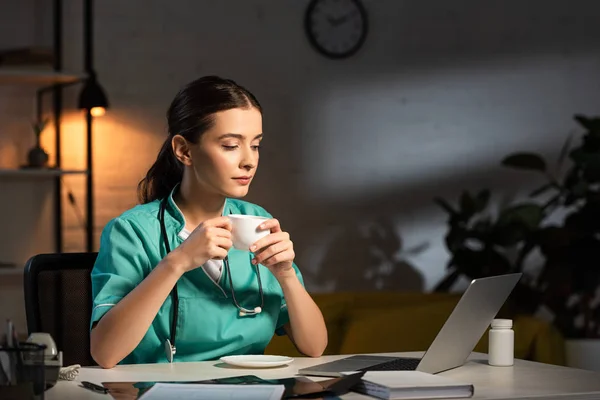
[1, 2, 599, 311]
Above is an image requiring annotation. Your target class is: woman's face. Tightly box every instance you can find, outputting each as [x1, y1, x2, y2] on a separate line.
[186, 106, 263, 199]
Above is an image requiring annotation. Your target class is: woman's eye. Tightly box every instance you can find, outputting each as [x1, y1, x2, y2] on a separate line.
[222, 145, 238, 150]
[251, 145, 261, 150]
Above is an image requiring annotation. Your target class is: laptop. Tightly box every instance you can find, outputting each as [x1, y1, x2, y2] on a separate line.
[298, 273, 522, 377]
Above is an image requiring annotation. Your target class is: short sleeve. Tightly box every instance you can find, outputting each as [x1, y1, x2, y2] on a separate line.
[274, 262, 305, 336]
[90, 217, 150, 329]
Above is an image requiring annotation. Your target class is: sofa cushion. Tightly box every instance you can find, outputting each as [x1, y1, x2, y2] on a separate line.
[338, 298, 460, 354]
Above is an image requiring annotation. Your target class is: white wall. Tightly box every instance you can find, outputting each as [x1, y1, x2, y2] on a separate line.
[1, 1, 600, 322]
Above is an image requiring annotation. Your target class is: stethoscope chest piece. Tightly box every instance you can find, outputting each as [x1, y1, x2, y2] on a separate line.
[238, 306, 263, 317]
[165, 338, 176, 363]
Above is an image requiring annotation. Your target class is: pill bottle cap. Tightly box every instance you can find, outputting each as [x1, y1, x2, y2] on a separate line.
[491, 318, 513, 329]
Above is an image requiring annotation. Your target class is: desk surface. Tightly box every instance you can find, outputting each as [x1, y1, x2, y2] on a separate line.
[47, 352, 600, 399]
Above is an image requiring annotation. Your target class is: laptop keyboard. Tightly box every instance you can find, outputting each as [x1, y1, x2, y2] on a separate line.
[359, 357, 421, 371]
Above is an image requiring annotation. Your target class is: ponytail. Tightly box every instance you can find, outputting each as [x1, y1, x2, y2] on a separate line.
[137, 137, 183, 204]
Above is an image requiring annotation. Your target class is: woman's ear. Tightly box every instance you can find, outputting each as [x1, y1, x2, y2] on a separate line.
[172, 135, 193, 166]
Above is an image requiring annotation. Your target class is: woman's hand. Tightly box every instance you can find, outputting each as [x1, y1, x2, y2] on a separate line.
[170, 216, 233, 273]
[250, 219, 296, 281]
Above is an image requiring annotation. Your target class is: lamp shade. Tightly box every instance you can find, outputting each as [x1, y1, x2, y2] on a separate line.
[78, 74, 109, 116]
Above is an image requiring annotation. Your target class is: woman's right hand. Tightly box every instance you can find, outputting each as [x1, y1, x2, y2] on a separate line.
[169, 216, 233, 273]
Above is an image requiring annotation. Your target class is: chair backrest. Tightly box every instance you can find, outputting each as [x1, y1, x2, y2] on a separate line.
[24, 252, 98, 367]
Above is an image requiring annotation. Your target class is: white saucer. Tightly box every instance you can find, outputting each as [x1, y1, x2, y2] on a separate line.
[219, 355, 294, 368]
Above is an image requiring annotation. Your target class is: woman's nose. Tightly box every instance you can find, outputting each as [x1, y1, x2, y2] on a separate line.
[240, 148, 256, 170]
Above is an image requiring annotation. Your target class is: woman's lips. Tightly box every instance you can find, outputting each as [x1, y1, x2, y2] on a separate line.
[233, 176, 252, 185]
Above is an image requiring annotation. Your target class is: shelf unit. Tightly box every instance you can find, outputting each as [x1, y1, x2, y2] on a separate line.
[0, 67, 84, 84]
[0, 0, 92, 264]
[0, 169, 88, 178]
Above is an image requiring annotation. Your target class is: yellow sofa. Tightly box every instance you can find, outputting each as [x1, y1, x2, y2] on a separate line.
[265, 292, 566, 366]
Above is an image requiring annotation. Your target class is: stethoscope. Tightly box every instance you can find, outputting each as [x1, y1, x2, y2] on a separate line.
[159, 196, 264, 363]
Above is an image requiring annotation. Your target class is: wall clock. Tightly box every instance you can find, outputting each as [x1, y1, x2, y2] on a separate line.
[304, 0, 368, 59]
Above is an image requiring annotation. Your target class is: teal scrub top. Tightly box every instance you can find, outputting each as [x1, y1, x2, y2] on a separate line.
[90, 186, 304, 365]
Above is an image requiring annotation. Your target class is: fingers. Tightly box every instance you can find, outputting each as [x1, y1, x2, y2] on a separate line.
[212, 236, 233, 250]
[258, 218, 281, 233]
[210, 246, 229, 260]
[258, 247, 295, 267]
[206, 226, 232, 239]
[250, 231, 289, 252]
[209, 237, 233, 260]
[203, 216, 233, 230]
[252, 237, 294, 265]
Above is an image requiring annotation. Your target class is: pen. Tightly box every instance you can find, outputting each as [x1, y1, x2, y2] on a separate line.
[81, 381, 109, 394]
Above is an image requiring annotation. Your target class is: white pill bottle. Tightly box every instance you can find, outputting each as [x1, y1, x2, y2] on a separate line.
[488, 318, 514, 366]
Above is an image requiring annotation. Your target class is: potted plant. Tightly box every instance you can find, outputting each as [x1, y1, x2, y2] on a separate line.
[24, 118, 50, 168]
[434, 114, 600, 369]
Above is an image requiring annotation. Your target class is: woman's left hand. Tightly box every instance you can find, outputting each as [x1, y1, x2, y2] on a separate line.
[250, 219, 296, 281]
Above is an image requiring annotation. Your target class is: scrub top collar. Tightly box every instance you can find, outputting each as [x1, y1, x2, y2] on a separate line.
[163, 183, 230, 236]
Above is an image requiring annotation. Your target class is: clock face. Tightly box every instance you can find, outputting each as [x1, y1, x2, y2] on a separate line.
[304, 0, 368, 59]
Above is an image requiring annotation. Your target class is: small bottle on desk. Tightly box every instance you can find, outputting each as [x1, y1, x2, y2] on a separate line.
[488, 318, 514, 366]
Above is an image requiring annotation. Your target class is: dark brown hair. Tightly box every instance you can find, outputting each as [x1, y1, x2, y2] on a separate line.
[137, 76, 262, 204]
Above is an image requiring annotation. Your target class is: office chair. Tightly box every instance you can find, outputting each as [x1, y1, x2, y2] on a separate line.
[23, 252, 98, 366]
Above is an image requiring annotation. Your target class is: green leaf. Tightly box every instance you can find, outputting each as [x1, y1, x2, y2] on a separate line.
[434, 197, 457, 215]
[492, 204, 544, 246]
[474, 189, 491, 212]
[569, 148, 600, 183]
[530, 183, 553, 197]
[473, 218, 492, 235]
[491, 226, 523, 247]
[542, 193, 562, 211]
[557, 133, 574, 169]
[574, 114, 593, 130]
[574, 114, 600, 134]
[501, 152, 547, 172]
[571, 181, 588, 197]
[569, 148, 591, 165]
[496, 203, 544, 231]
[583, 157, 600, 182]
[459, 191, 477, 217]
[444, 227, 466, 253]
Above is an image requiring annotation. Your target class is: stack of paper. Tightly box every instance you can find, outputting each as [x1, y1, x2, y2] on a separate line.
[138, 383, 285, 400]
[348, 371, 474, 399]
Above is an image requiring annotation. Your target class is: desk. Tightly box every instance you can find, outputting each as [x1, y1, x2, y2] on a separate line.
[47, 352, 600, 399]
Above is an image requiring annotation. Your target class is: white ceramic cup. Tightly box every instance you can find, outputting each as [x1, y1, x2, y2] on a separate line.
[228, 214, 270, 251]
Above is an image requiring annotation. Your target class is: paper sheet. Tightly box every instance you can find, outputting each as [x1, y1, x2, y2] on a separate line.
[138, 383, 285, 400]
[0, 351, 11, 384]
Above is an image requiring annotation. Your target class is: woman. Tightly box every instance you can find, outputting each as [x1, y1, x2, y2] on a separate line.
[90, 76, 327, 368]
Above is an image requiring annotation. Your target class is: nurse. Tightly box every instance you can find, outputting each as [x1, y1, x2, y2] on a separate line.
[89, 76, 327, 368]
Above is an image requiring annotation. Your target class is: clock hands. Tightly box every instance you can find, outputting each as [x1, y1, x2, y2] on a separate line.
[326, 12, 353, 27]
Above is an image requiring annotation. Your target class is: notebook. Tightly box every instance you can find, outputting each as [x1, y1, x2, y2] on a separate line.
[346, 371, 474, 399]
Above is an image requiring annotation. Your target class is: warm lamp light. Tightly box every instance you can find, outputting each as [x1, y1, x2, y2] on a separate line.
[90, 107, 105, 117]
